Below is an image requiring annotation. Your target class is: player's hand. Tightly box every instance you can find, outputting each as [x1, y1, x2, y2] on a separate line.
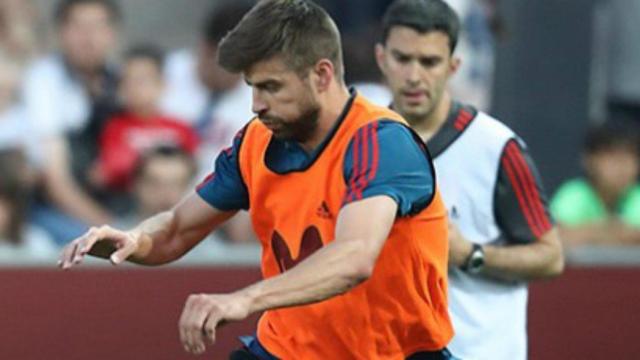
[178, 293, 251, 354]
[448, 222, 473, 267]
[58, 225, 140, 269]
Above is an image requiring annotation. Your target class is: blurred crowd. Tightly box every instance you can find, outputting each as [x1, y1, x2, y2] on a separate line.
[0, 0, 639, 263]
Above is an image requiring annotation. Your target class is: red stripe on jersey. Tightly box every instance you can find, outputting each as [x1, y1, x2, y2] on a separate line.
[346, 126, 363, 203]
[501, 148, 542, 237]
[368, 122, 380, 183]
[454, 110, 473, 131]
[355, 124, 371, 200]
[196, 172, 216, 191]
[507, 142, 552, 235]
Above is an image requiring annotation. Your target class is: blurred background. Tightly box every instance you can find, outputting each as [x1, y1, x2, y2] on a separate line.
[0, 0, 638, 359]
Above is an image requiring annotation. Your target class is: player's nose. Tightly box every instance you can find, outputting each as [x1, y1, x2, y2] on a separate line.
[252, 89, 268, 115]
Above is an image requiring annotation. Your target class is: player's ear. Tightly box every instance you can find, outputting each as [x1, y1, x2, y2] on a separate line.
[375, 43, 386, 73]
[312, 59, 334, 92]
[449, 55, 461, 76]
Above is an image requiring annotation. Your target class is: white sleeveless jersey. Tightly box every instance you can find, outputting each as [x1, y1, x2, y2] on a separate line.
[433, 111, 528, 360]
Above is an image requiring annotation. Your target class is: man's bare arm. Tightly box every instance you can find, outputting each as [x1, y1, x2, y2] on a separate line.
[238, 195, 397, 311]
[482, 228, 564, 281]
[59, 193, 235, 268]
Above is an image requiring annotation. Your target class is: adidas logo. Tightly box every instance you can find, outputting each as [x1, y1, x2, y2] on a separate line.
[450, 205, 459, 220]
[316, 201, 333, 219]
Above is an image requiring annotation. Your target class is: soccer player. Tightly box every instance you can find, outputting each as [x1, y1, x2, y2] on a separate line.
[375, 1, 564, 359]
[59, 1, 455, 359]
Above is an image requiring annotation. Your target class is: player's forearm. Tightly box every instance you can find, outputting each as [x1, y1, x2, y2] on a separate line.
[237, 239, 373, 314]
[482, 228, 564, 281]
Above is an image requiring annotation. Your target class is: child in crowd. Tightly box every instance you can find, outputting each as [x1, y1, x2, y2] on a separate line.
[551, 125, 640, 246]
[92, 45, 198, 191]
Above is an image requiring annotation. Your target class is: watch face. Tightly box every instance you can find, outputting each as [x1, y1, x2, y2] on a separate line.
[467, 249, 485, 273]
[470, 256, 484, 269]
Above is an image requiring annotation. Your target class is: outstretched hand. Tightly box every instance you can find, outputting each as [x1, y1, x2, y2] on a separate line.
[179, 292, 252, 354]
[58, 225, 140, 269]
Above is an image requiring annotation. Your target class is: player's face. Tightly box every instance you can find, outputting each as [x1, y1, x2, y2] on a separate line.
[246, 57, 320, 143]
[59, 3, 117, 72]
[376, 27, 459, 125]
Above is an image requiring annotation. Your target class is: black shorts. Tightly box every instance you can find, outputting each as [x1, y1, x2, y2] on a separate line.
[229, 347, 457, 360]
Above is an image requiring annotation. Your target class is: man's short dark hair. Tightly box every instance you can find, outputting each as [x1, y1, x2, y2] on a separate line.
[218, 0, 344, 78]
[584, 125, 639, 156]
[202, 0, 256, 47]
[134, 146, 197, 182]
[124, 44, 165, 71]
[381, 0, 460, 53]
[54, 0, 121, 25]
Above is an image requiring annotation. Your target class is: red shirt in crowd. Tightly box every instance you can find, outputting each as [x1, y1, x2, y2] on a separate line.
[97, 112, 199, 189]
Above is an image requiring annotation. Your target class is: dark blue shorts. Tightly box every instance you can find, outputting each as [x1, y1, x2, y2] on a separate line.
[232, 335, 457, 360]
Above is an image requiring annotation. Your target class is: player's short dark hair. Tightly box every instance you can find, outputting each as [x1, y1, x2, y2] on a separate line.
[584, 125, 639, 156]
[218, 0, 344, 79]
[202, 0, 256, 47]
[381, 0, 460, 53]
[133, 146, 197, 182]
[124, 44, 165, 72]
[54, 0, 122, 26]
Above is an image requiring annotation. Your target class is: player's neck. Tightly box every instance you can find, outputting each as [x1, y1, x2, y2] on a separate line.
[415, 93, 452, 141]
[299, 84, 351, 153]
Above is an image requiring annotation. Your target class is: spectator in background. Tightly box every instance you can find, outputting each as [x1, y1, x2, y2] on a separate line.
[0, 149, 57, 261]
[118, 146, 197, 227]
[0, 0, 41, 62]
[161, 0, 257, 244]
[342, 29, 392, 106]
[551, 126, 640, 246]
[20, 0, 120, 245]
[0, 53, 39, 169]
[161, 0, 255, 157]
[92, 45, 198, 192]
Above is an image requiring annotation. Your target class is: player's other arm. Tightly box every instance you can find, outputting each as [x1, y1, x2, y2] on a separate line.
[242, 195, 397, 311]
[450, 138, 564, 281]
[59, 193, 235, 267]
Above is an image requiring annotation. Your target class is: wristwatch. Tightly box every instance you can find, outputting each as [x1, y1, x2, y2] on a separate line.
[461, 243, 485, 274]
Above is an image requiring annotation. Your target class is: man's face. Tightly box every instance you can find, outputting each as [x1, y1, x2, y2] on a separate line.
[135, 156, 194, 217]
[120, 58, 164, 115]
[376, 26, 459, 125]
[59, 3, 117, 72]
[586, 148, 640, 197]
[245, 57, 320, 143]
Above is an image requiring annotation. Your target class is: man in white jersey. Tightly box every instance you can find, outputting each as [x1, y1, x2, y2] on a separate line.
[375, 1, 564, 359]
